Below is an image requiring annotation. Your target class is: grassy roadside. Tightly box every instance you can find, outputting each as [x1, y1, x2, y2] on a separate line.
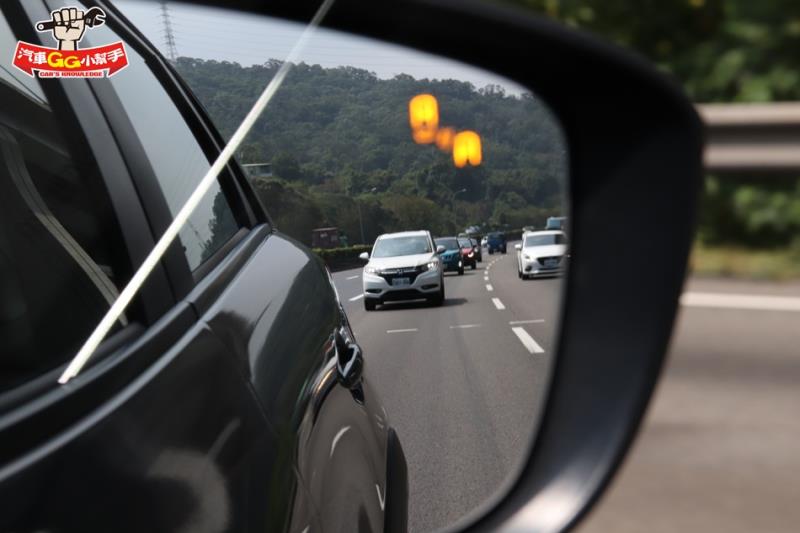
[689, 243, 800, 280]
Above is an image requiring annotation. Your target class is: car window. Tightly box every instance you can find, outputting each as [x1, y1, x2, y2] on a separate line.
[458, 238, 472, 248]
[79, 15, 240, 271]
[372, 235, 432, 257]
[525, 234, 567, 246]
[434, 238, 459, 250]
[0, 9, 128, 391]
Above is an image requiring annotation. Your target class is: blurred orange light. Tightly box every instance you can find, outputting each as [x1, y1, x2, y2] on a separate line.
[413, 127, 438, 144]
[453, 130, 482, 167]
[409, 94, 439, 144]
[435, 127, 455, 151]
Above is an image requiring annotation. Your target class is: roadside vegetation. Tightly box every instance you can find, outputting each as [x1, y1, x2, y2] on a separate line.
[521, 0, 800, 279]
[181, 0, 800, 278]
[175, 59, 565, 247]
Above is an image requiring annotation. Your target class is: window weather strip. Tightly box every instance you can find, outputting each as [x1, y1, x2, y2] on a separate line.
[58, 0, 337, 384]
[0, 125, 127, 326]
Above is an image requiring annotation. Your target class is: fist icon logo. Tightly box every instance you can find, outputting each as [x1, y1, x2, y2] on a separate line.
[35, 7, 107, 51]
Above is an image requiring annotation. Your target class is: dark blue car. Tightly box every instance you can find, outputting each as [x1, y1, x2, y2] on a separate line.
[487, 232, 507, 254]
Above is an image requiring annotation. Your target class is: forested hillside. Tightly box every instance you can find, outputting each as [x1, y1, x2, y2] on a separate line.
[174, 58, 567, 245]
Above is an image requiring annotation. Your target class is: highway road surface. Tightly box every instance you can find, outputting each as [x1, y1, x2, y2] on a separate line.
[577, 277, 800, 533]
[336, 254, 800, 533]
[332, 252, 561, 533]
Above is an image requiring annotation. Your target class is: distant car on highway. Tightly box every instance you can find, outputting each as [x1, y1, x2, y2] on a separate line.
[360, 231, 445, 310]
[470, 237, 483, 262]
[545, 216, 568, 232]
[487, 232, 507, 254]
[434, 237, 466, 275]
[515, 230, 568, 279]
[458, 237, 478, 269]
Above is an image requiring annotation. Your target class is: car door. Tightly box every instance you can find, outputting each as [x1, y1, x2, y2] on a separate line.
[2, 1, 400, 531]
[0, 2, 316, 532]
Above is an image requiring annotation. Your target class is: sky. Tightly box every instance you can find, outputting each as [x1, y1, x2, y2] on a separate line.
[113, 0, 527, 94]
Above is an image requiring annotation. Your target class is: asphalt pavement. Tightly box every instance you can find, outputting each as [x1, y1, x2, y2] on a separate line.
[335, 257, 800, 533]
[577, 277, 800, 533]
[332, 251, 562, 533]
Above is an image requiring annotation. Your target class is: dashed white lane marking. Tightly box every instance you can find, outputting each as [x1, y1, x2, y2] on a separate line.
[484, 276, 489, 281]
[492, 298, 506, 310]
[512, 327, 545, 354]
[346, 275, 359, 280]
[349, 294, 364, 301]
[681, 292, 800, 312]
[486, 284, 494, 291]
[387, 328, 418, 333]
[450, 324, 481, 329]
[509, 319, 546, 325]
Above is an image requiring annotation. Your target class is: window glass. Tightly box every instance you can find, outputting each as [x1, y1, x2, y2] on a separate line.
[525, 233, 567, 247]
[0, 9, 126, 391]
[371, 235, 432, 257]
[434, 238, 459, 250]
[82, 18, 239, 271]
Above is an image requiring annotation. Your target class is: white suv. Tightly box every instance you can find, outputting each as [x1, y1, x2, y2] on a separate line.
[359, 230, 444, 310]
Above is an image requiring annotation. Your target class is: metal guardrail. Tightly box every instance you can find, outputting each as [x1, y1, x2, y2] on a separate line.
[698, 102, 800, 173]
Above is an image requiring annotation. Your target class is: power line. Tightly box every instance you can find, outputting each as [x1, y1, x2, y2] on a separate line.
[159, 1, 179, 62]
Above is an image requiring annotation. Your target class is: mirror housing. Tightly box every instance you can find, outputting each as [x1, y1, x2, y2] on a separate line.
[436, 245, 446, 254]
[135, 0, 703, 530]
[358, 252, 369, 261]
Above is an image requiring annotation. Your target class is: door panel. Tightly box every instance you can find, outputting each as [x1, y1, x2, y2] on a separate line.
[0, 324, 308, 532]
[198, 231, 391, 530]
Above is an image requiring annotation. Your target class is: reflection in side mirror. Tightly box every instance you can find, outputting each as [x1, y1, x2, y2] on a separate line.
[115, 3, 569, 530]
[515, 243, 522, 251]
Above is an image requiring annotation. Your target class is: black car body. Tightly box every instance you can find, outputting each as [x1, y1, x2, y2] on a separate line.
[487, 232, 507, 254]
[0, 2, 406, 532]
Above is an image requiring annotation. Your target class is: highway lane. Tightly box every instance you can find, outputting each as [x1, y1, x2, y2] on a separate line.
[332, 252, 563, 532]
[577, 277, 800, 533]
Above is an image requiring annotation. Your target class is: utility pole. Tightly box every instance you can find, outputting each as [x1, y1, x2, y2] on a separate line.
[159, 1, 179, 62]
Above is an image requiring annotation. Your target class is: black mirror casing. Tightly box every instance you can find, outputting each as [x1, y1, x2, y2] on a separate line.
[118, 0, 703, 530]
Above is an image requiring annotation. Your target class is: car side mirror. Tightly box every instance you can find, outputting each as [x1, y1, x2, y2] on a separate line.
[126, 1, 703, 531]
[358, 252, 369, 261]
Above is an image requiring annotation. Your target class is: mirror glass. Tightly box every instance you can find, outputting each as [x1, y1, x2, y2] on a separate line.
[118, 2, 568, 530]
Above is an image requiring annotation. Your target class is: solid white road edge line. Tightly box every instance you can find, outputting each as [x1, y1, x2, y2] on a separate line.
[349, 294, 364, 301]
[387, 328, 418, 333]
[492, 298, 506, 310]
[511, 327, 545, 354]
[681, 291, 800, 312]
